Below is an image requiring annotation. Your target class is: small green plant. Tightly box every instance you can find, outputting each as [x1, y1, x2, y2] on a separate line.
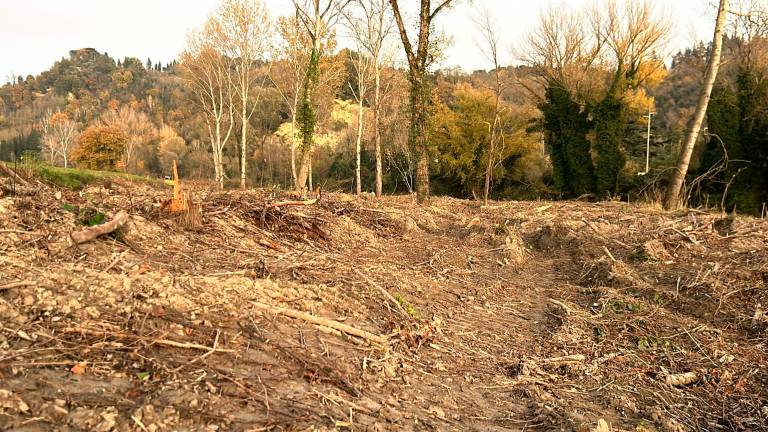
[608, 299, 641, 314]
[592, 326, 606, 341]
[63, 203, 107, 226]
[637, 335, 671, 350]
[394, 294, 421, 319]
[651, 292, 665, 305]
[628, 247, 650, 262]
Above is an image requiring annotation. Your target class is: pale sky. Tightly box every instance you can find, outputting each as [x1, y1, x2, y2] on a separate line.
[0, 0, 715, 80]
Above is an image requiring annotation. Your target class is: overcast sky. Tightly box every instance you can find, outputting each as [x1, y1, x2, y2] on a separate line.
[0, 0, 715, 80]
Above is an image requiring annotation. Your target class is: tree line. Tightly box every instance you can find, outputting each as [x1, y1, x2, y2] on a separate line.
[0, 0, 766, 214]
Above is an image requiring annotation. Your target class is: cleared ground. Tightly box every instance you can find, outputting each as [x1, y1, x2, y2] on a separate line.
[1, 173, 767, 431]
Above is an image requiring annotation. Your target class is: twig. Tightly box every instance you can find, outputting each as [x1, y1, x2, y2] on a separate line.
[548, 299, 572, 315]
[0, 280, 36, 291]
[250, 301, 388, 345]
[603, 245, 617, 262]
[541, 354, 586, 365]
[171, 329, 222, 373]
[58, 327, 236, 353]
[353, 268, 411, 319]
[102, 250, 128, 273]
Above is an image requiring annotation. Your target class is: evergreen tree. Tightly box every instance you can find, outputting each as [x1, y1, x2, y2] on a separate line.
[703, 66, 768, 213]
[540, 79, 594, 197]
[591, 74, 628, 198]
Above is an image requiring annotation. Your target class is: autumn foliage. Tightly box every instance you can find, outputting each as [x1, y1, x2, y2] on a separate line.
[72, 126, 127, 170]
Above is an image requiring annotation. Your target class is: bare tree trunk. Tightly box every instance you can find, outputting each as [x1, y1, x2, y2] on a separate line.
[309, 152, 313, 191]
[389, 0, 455, 203]
[373, 69, 383, 196]
[241, 103, 248, 189]
[483, 115, 498, 206]
[410, 71, 431, 203]
[484, 71, 501, 206]
[290, 111, 298, 188]
[664, 0, 729, 210]
[297, 149, 311, 193]
[355, 96, 364, 195]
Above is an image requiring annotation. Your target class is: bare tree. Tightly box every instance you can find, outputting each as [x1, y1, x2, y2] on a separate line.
[100, 105, 156, 173]
[180, 22, 237, 189]
[348, 49, 372, 195]
[40, 110, 78, 168]
[388, 0, 459, 203]
[664, 0, 729, 209]
[595, 0, 671, 87]
[209, 0, 273, 189]
[520, 5, 602, 100]
[271, 15, 309, 188]
[347, 0, 395, 196]
[292, 0, 350, 193]
[473, 6, 503, 205]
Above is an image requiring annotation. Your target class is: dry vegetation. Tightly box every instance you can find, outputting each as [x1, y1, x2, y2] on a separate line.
[1, 170, 767, 431]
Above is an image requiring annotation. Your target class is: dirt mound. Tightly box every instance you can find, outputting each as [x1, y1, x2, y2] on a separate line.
[1, 176, 767, 431]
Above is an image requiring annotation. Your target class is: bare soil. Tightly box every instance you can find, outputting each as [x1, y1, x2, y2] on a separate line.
[1, 176, 767, 431]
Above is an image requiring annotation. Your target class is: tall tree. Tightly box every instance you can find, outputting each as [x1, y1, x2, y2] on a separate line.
[348, 0, 394, 196]
[591, 0, 670, 197]
[40, 110, 78, 168]
[209, 0, 272, 189]
[100, 104, 156, 173]
[272, 15, 310, 188]
[347, 49, 371, 195]
[523, 6, 600, 197]
[292, 0, 349, 193]
[72, 126, 126, 170]
[473, 6, 503, 205]
[180, 20, 237, 189]
[388, 0, 458, 203]
[664, 0, 730, 209]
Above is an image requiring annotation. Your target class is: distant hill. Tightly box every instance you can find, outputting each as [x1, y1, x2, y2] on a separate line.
[0, 48, 188, 161]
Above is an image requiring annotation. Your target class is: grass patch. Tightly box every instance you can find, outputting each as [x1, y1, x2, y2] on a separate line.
[25, 164, 160, 190]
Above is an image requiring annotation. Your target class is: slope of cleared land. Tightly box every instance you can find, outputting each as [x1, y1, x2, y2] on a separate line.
[1, 173, 767, 431]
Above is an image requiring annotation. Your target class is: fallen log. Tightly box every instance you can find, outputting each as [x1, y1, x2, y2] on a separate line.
[250, 301, 388, 345]
[0, 161, 30, 187]
[69, 211, 129, 245]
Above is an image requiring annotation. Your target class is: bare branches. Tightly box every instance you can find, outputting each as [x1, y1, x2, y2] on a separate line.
[521, 0, 670, 98]
[180, 18, 238, 189]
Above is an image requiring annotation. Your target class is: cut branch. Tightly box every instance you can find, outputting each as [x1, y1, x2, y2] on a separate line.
[69, 211, 130, 245]
[250, 301, 388, 345]
[0, 161, 30, 187]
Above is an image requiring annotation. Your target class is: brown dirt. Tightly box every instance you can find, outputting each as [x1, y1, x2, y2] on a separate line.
[1, 176, 767, 431]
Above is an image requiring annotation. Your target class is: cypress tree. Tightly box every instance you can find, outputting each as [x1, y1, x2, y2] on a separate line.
[541, 79, 595, 197]
[592, 87, 627, 198]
